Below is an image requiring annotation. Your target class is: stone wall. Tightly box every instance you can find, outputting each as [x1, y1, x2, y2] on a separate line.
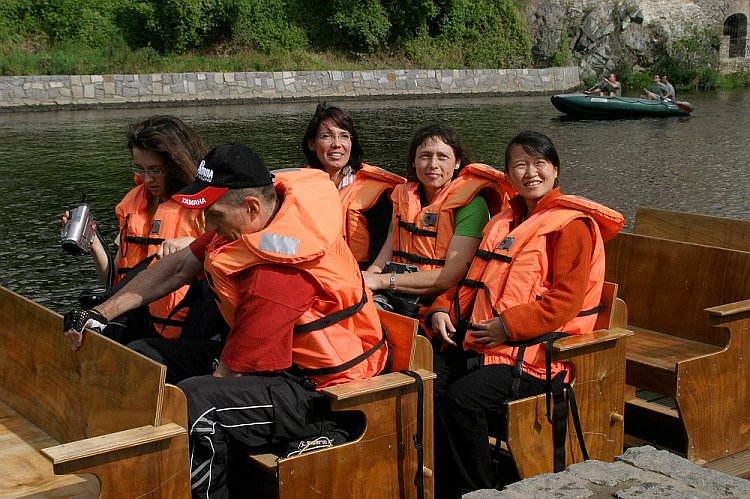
[0, 67, 581, 112]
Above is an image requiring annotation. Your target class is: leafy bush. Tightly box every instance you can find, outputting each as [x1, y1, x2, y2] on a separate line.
[551, 24, 570, 67]
[227, 0, 308, 52]
[0, 0, 542, 74]
[657, 27, 721, 88]
[29, 0, 122, 48]
[0, 0, 39, 43]
[438, 0, 531, 67]
[382, 0, 439, 44]
[404, 29, 463, 68]
[328, 0, 391, 53]
[716, 70, 750, 88]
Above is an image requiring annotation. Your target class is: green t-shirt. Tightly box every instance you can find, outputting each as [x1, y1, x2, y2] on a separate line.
[388, 195, 490, 238]
[454, 195, 490, 238]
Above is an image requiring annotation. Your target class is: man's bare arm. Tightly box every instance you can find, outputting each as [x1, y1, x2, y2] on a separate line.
[63, 247, 203, 351]
[96, 247, 203, 320]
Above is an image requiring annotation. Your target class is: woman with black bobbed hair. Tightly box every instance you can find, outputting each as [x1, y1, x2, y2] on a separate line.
[426, 131, 625, 497]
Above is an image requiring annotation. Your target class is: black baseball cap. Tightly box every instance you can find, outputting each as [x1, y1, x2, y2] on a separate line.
[173, 144, 274, 209]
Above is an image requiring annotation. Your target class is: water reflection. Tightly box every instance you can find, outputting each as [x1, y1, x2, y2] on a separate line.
[2, 89, 749, 311]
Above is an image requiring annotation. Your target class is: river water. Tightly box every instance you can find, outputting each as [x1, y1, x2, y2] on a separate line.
[1, 88, 748, 312]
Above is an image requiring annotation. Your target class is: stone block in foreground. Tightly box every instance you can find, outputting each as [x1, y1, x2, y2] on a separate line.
[464, 446, 750, 499]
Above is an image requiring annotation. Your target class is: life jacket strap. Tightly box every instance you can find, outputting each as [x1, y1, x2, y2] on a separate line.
[392, 250, 445, 267]
[397, 220, 438, 238]
[124, 235, 166, 246]
[297, 327, 388, 377]
[500, 331, 590, 474]
[402, 370, 425, 499]
[577, 304, 601, 317]
[293, 278, 368, 334]
[295, 277, 389, 377]
[151, 316, 186, 328]
[474, 249, 512, 263]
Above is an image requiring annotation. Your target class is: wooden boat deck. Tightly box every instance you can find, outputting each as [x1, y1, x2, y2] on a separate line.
[0, 400, 99, 498]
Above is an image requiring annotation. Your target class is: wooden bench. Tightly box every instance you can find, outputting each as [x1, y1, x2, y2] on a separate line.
[0, 286, 190, 498]
[604, 232, 750, 463]
[500, 281, 633, 478]
[634, 206, 750, 252]
[245, 309, 436, 499]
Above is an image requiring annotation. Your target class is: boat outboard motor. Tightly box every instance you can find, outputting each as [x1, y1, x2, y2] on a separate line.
[61, 194, 95, 255]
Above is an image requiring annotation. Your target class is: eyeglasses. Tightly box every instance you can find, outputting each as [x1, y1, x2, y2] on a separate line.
[317, 132, 352, 143]
[131, 166, 168, 178]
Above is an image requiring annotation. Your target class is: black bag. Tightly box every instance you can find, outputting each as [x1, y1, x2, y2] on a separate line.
[372, 262, 421, 318]
[176, 278, 229, 342]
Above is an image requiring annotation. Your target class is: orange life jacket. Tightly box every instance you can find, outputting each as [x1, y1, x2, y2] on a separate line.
[115, 183, 203, 339]
[339, 164, 406, 267]
[454, 194, 624, 381]
[204, 168, 387, 388]
[391, 163, 514, 271]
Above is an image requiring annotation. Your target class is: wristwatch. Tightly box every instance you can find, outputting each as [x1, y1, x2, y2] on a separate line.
[389, 271, 397, 291]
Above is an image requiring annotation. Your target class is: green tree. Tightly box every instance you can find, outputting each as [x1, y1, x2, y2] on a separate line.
[0, 0, 38, 43]
[226, 0, 308, 52]
[381, 0, 439, 43]
[438, 0, 531, 67]
[328, 0, 391, 53]
[659, 27, 721, 88]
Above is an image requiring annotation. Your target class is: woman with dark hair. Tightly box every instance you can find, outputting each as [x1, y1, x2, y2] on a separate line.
[302, 102, 405, 268]
[63, 115, 207, 340]
[363, 123, 511, 325]
[426, 131, 624, 497]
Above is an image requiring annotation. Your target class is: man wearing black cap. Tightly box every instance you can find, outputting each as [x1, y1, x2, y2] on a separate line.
[63, 144, 388, 498]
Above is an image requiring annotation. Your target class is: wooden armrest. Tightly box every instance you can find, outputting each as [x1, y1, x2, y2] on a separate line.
[706, 299, 750, 317]
[551, 327, 633, 352]
[322, 369, 436, 401]
[41, 423, 185, 467]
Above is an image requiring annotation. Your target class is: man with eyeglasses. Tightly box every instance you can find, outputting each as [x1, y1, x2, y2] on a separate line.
[643, 75, 669, 100]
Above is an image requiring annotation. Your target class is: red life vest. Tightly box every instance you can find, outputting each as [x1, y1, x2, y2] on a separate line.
[456, 194, 624, 381]
[115, 183, 204, 339]
[204, 168, 387, 388]
[390, 163, 514, 271]
[339, 164, 406, 266]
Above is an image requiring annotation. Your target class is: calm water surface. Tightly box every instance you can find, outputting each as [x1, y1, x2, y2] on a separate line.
[1, 89, 748, 311]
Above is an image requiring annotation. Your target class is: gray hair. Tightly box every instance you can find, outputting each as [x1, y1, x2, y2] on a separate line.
[222, 185, 277, 207]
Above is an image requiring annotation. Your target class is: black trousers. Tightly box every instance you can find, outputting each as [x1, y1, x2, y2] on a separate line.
[433, 348, 547, 498]
[128, 337, 222, 384]
[131, 338, 345, 499]
[178, 374, 338, 499]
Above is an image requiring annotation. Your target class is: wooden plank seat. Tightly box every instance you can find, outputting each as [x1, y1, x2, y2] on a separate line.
[0, 286, 190, 498]
[634, 206, 750, 252]
[245, 309, 436, 499]
[604, 232, 750, 464]
[499, 281, 633, 478]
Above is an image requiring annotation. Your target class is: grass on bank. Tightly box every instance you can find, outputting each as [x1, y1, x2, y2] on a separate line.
[0, 39, 508, 76]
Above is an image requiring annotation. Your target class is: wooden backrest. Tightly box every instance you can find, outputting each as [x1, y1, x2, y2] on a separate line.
[593, 281, 617, 330]
[634, 207, 750, 252]
[378, 309, 420, 372]
[0, 286, 167, 444]
[604, 232, 750, 345]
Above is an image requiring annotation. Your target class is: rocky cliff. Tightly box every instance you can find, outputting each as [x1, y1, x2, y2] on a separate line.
[525, 0, 736, 77]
